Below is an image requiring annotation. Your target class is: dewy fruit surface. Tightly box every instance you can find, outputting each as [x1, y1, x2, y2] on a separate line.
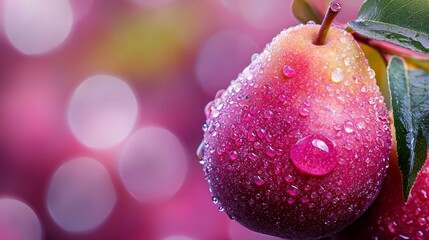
[335, 149, 429, 240]
[200, 24, 391, 239]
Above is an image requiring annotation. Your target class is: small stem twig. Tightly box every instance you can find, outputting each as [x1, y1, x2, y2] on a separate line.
[314, 1, 342, 45]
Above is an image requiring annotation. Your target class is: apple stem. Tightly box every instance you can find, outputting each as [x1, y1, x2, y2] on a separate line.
[314, 1, 341, 45]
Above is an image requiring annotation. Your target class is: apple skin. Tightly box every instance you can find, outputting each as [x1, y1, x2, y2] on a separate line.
[200, 24, 391, 239]
[335, 148, 429, 240]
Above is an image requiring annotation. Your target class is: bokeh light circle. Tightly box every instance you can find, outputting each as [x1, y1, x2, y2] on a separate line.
[0, 198, 42, 240]
[3, 0, 74, 55]
[47, 157, 117, 233]
[67, 74, 138, 149]
[118, 127, 188, 203]
[195, 31, 258, 97]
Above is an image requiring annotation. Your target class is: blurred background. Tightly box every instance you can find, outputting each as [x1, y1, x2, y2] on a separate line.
[0, 0, 361, 239]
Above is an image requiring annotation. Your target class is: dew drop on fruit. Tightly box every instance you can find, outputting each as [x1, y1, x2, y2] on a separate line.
[211, 108, 220, 118]
[344, 57, 350, 66]
[265, 145, 276, 158]
[264, 110, 274, 119]
[229, 151, 238, 160]
[253, 175, 265, 186]
[287, 185, 300, 197]
[202, 123, 208, 132]
[212, 196, 219, 204]
[290, 135, 337, 176]
[251, 53, 259, 62]
[418, 189, 428, 201]
[284, 174, 295, 183]
[299, 107, 310, 117]
[387, 221, 397, 234]
[282, 65, 296, 78]
[368, 67, 376, 79]
[196, 141, 204, 163]
[344, 121, 354, 133]
[418, 217, 427, 226]
[331, 68, 344, 83]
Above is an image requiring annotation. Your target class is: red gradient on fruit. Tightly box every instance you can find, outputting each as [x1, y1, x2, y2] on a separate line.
[335, 150, 429, 240]
[201, 24, 391, 239]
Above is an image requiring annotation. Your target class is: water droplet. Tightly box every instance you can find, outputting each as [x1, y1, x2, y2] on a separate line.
[265, 145, 276, 158]
[299, 107, 310, 117]
[344, 121, 354, 133]
[287, 185, 300, 197]
[202, 123, 208, 132]
[232, 82, 242, 93]
[301, 196, 309, 203]
[368, 68, 376, 79]
[254, 175, 265, 186]
[249, 153, 258, 161]
[254, 142, 262, 149]
[264, 110, 274, 119]
[417, 231, 425, 240]
[325, 192, 333, 199]
[229, 151, 238, 160]
[279, 94, 287, 101]
[340, 37, 347, 43]
[331, 68, 344, 83]
[399, 234, 410, 240]
[306, 20, 316, 25]
[248, 132, 257, 142]
[251, 53, 259, 62]
[211, 108, 220, 118]
[256, 128, 266, 138]
[418, 189, 428, 201]
[218, 206, 225, 211]
[357, 122, 365, 130]
[283, 65, 296, 78]
[212, 196, 219, 204]
[196, 141, 204, 163]
[284, 174, 295, 183]
[387, 221, 397, 233]
[344, 57, 350, 66]
[418, 217, 427, 226]
[290, 135, 337, 176]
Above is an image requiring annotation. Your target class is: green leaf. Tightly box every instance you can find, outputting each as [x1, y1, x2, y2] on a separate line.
[349, 0, 429, 53]
[291, 0, 329, 24]
[388, 57, 429, 201]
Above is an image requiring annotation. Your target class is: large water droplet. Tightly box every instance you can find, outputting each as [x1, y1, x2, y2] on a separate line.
[331, 68, 344, 83]
[283, 65, 296, 78]
[196, 141, 204, 164]
[290, 135, 337, 176]
[212, 196, 219, 204]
